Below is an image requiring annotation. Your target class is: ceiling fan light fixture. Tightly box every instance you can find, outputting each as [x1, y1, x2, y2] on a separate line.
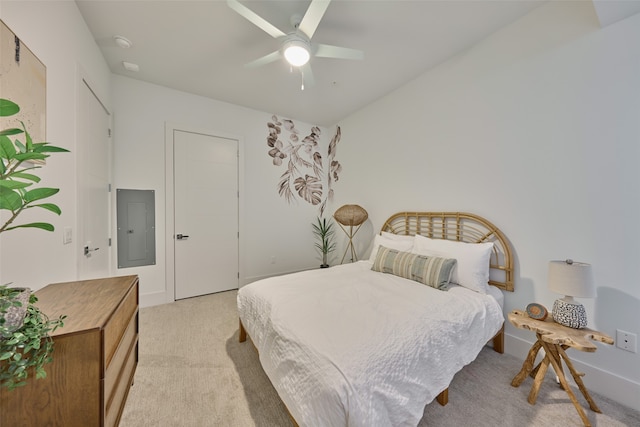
[283, 40, 310, 67]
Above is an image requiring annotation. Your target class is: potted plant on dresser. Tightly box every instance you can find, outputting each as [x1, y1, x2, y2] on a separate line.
[0, 98, 67, 390]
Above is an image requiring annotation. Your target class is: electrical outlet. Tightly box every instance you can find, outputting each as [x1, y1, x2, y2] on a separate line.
[616, 330, 637, 353]
[270, 256, 276, 264]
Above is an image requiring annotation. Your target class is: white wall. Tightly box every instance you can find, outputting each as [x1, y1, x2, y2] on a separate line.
[0, 1, 111, 288]
[111, 75, 337, 306]
[336, 2, 640, 409]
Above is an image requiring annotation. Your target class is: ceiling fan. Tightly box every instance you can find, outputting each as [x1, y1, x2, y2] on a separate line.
[227, 0, 364, 90]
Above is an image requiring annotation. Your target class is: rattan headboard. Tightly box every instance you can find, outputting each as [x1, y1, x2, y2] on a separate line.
[380, 212, 513, 292]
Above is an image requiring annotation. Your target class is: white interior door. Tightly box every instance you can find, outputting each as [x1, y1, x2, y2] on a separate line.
[173, 130, 239, 299]
[78, 80, 111, 279]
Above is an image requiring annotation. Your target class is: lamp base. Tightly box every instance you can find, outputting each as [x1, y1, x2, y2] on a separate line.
[552, 298, 588, 329]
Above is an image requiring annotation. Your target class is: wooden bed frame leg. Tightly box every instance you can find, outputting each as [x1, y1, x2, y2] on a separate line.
[239, 319, 247, 343]
[434, 324, 502, 408]
[436, 388, 449, 406]
[492, 324, 505, 354]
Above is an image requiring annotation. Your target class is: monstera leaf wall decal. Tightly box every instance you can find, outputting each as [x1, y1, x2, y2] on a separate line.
[266, 115, 341, 216]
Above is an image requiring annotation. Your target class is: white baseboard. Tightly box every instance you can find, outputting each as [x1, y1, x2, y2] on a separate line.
[139, 290, 171, 308]
[505, 333, 640, 410]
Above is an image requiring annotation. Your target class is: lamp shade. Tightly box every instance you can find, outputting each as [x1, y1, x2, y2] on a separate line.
[548, 260, 596, 298]
[333, 204, 368, 227]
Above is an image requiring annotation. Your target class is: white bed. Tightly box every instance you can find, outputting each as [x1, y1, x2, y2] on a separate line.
[237, 212, 514, 426]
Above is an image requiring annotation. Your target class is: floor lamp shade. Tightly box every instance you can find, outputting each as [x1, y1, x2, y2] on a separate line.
[333, 205, 368, 263]
[548, 260, 596, 328]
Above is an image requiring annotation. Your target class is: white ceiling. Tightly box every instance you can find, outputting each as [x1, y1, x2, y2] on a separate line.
[76, 0, 545, 126]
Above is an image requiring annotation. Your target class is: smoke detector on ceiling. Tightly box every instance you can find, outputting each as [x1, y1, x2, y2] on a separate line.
[113, 35, 133, 49]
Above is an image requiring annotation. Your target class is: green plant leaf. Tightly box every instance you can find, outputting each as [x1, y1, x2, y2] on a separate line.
[0, 99, 19, 117]
[12, 164, 40, 174]
[0, 189, 23, 210]
[36, 146, 69, 153]
[10, 172, 40, 183]
[0, 135, 17, 159]
[31, 203, 62, 215]
[23, 187, 59, 203]
[5, 222, 55, 232]
[32, 143, 69, 153]
[14, 139, 26, 153]
[5, 336, 20, 346]
[14, 152, 47, 162]
[0, 128, 23, 136]
[0, 180, 31, 190]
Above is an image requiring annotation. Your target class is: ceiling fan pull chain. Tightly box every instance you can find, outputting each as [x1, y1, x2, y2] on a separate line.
[301, 70, 305, 91]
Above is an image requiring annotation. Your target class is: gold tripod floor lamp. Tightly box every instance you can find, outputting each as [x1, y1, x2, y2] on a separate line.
[333, 204, 368, 263]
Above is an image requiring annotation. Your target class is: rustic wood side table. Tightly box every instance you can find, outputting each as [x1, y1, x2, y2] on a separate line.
[508, 309, 613, 427]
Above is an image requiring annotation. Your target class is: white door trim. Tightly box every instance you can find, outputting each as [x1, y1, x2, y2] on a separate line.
[164, 122, 245, 303]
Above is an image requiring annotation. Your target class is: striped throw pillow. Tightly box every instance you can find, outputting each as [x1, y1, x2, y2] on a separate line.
[371, 246, 457, 290]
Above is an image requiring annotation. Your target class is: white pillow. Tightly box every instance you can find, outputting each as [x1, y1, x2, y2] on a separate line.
[367, 233, 414, 263]
[381, 231, 414, 243]
[412, 234, 493, 294]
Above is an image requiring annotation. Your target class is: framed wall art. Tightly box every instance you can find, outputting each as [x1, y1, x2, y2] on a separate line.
[0, 19, 46, 144]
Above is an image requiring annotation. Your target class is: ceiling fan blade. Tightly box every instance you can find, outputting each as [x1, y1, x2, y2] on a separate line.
[245, 50, 281, 68]
[300, 63, 315, 90]
[298, 0, 331, 39]
[315, 44, 364, 60]
[227, 0, 286, 39]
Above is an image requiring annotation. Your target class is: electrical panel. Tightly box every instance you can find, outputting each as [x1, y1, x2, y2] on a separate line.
[116, 189, 156, 268]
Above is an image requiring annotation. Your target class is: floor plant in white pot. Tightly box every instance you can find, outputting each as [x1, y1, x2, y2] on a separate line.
[312, 216, 336, 268]
[0, 98, 67, 390]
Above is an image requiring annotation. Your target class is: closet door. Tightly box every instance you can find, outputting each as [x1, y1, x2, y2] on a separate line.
[173, 129, 239, 299]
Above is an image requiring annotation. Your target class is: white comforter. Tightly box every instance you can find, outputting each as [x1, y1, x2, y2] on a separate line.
[237, 261, 504, 427]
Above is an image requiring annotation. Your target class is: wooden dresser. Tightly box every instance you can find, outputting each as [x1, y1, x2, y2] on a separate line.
[0, 275, 139, 427]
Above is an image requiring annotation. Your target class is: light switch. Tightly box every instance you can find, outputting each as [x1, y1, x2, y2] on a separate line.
[63, 227, 72, 244]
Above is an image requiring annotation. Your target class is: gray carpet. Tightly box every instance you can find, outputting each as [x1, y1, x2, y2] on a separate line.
[120, 290, 639, 427]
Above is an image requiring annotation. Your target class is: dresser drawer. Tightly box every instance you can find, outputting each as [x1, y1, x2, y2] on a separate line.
[104, 310, 138, 410]
[104, 337, 138, 427]
[104, 280, 138, 370]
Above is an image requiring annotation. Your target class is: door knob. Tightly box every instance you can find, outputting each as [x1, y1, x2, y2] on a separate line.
[176, 234, 190, 240]
[84, 246, 100, 256]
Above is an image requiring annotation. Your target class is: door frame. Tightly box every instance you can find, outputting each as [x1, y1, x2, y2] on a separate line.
[164, 122, 244, 303]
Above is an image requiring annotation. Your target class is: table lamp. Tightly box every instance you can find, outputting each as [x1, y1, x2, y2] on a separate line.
[333, 204, 368, 263]
[548, 259, 596, 329]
